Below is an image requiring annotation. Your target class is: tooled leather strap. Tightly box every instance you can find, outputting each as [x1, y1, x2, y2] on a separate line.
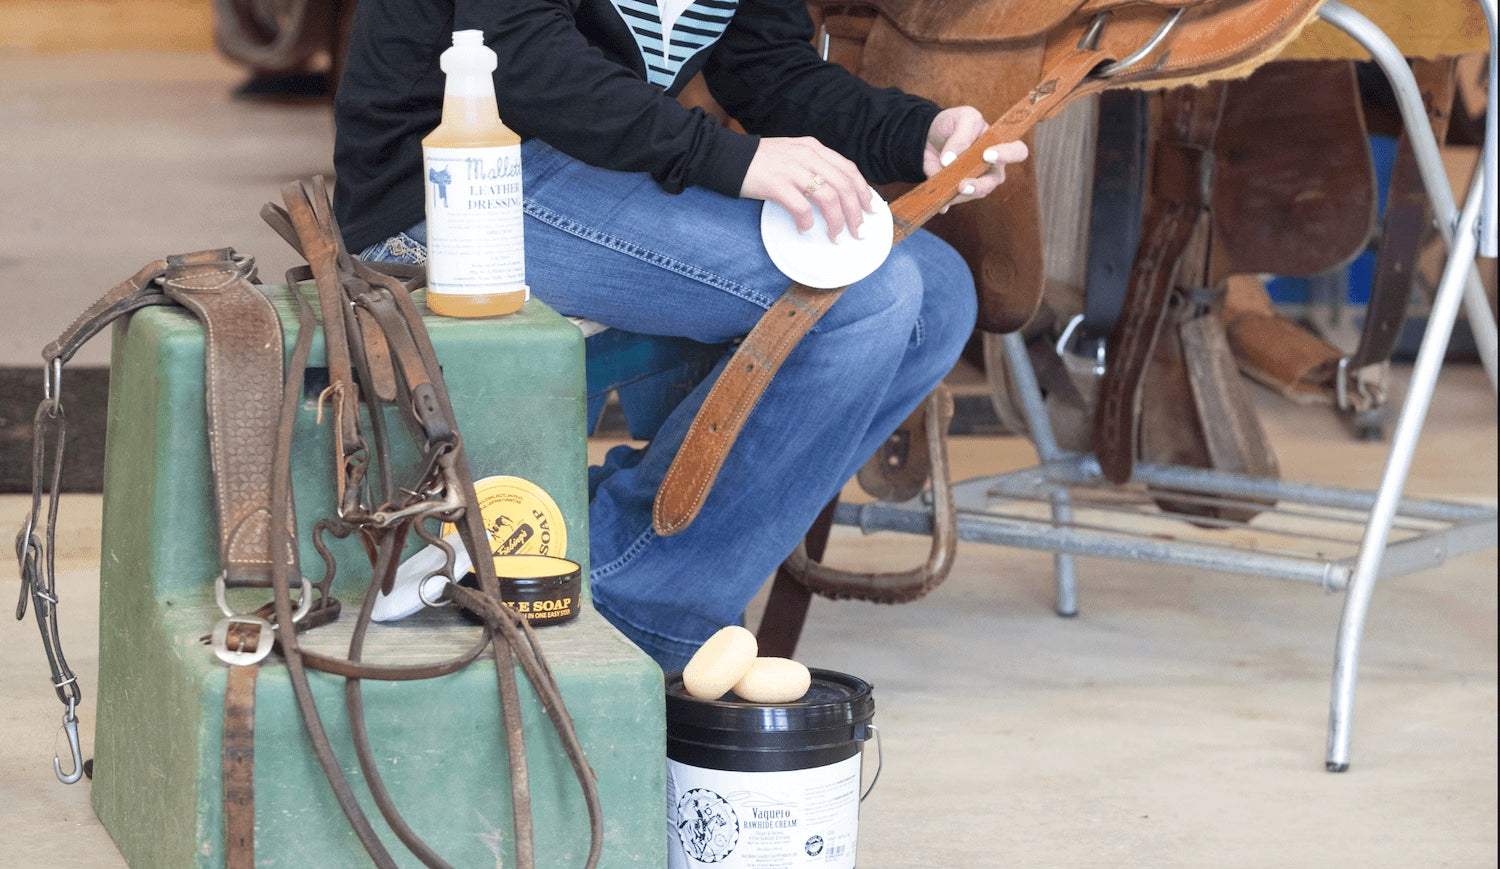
[159, 252, 292, 588]
[1093, 84, 1229, 484]
[652, 49, 1110, 535]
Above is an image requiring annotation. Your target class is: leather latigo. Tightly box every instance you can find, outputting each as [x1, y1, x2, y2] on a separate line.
[654, 0, 1327, 536]
[1094, 80, 1281, 517]
[1353, 57, 1457, 371]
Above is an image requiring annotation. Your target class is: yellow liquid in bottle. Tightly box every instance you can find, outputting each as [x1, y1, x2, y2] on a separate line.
[422, 87, 528, 318]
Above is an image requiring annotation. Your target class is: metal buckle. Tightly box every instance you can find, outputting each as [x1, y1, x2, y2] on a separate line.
[1055, 313, 1107, 377]
[1336, 357, 1388, 412]
[210, 615, 274, 667]
[1079, 9, 1185, 79]
[210, 569, 288, 665]
[213, 570, 313, 624]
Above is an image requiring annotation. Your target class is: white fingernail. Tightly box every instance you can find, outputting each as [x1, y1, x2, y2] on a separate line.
[983, 148, 998, 163]
[940, 151, 956, 167]
[961, 182, 976, 195]
[940, 205, 950, 214]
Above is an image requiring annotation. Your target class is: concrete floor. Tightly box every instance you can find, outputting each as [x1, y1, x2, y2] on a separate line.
[1, 45, 1497, 868]
[1, 50, 331, 366]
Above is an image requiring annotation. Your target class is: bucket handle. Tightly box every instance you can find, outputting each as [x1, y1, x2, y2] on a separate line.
[859, 724, 883, 802]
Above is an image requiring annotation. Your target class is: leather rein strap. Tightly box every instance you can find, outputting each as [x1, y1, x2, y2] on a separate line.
[261, 177, 603, 869]
[654, 0, 1326, 534]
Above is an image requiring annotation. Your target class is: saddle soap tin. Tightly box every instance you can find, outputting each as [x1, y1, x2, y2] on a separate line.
[493, 554, 581, 625]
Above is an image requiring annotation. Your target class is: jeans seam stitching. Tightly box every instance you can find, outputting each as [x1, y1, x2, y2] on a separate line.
[524, 201, 778, 311]
[588, 525, 655, 579]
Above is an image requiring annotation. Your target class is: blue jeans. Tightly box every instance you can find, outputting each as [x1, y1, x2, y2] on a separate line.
[363, 139, 976, 671]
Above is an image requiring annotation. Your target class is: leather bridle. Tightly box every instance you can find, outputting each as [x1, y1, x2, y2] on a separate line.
[15, 178, 602, 869]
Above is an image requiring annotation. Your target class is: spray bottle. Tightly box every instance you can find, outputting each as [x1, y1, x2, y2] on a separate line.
[422, 29, 528, 318]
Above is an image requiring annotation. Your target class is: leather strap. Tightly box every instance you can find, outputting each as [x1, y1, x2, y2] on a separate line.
[160, 254, 292, 589]
[1353, 57, 1457, 371]
[1094, 84, 1229, 484]
[223, 662, 258, 869]
[260, 178, 603, 869]
[653, 47, 1110, 535]
[1082, 90, 1151, 342]
[1180, 308, 1278, 480]
[40, 253, 233, 365]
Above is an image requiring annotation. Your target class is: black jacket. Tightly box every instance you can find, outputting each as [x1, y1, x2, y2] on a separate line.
[333, 0, 941, 251]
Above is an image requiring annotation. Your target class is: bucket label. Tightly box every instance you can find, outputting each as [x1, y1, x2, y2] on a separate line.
[667, 755, 860, 868]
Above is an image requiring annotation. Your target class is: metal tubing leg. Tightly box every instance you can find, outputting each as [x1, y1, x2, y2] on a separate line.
[1319, 1, 1500, 394]
[1324, 157, 1490, 772]
[1000, 332, 1079, 616]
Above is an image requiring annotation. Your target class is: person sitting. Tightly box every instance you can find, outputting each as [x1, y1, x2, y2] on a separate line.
[335, 0, 1026, 671]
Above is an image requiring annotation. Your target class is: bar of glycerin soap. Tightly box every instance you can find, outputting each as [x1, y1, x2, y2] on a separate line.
[732, 657, 812, 704]
[682, 626, 758, 700]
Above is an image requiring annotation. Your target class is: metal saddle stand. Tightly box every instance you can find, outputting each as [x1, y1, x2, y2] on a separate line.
[825, 0, 1499, 772]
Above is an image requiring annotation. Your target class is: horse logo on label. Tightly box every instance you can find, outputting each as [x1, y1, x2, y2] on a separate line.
[676, 787, 738, 863]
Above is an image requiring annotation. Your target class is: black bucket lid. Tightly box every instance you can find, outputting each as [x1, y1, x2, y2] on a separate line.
[666, 668, 874, 735]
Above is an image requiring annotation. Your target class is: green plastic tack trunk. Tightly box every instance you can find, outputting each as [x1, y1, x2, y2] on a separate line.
[90, 284, 666, 867]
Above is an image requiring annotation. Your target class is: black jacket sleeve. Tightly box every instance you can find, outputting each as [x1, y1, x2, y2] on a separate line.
[459, 0, 759, 196]
[701, 0, 941, 185]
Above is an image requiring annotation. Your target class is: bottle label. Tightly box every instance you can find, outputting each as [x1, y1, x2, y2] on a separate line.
[423, 144, 529, 298]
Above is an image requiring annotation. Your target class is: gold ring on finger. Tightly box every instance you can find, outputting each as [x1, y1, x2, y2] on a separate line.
[803, 174, 827, 196]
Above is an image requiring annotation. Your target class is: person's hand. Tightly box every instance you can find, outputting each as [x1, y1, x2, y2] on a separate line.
[740, 137, 875, 241]
[924, 106, 1029, 212]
